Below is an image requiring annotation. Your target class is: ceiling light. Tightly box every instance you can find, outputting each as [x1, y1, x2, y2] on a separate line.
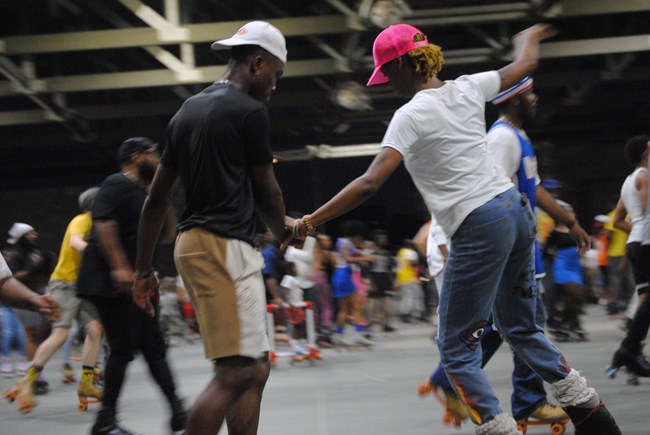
[358, 0, 412, 29]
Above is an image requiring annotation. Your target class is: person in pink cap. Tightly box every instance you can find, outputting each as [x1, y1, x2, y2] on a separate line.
[289, 23, 620, 435]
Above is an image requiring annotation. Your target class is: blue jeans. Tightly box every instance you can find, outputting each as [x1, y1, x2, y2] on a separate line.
[1, 306, 27, 358]
[430, 285, 547, 420]
[438, 188, 570, 424]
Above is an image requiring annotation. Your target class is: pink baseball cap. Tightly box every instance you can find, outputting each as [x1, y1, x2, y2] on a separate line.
[367, 24, 429, 86]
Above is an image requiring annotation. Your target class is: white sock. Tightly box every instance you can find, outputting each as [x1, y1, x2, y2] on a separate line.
[475, 413, 521, 435]
[550, 369, 599, 408]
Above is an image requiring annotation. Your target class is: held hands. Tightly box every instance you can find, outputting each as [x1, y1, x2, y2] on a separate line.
[281, 215, 316, 250]
[132, 270, 159, 318]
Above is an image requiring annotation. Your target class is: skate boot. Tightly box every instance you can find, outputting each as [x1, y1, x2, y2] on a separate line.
[564, 402, 621, 435]
[92, 409, 143, 435]
[331, 333, 355, 350]
[350, 333, 373, 348]
[33, 374, 49, 395]
[417, 378, 469, 427]
[3, 376, 36, 413]
[62, 362, 76, 384]
[1, 357, 13, 378]
[78, 378, 103, 411]
[516, 403, 569, 434]
[170, 398, 187, 433]
[606, 347, 650, 378]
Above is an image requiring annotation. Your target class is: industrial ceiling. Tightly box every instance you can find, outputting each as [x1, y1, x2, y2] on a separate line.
[2, 0, 650, 192]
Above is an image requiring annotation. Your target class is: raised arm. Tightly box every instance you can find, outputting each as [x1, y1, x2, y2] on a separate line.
[498, 24, 558, 92]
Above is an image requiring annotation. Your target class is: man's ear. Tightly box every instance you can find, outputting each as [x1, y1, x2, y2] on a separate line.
[251, 55, 264, 76]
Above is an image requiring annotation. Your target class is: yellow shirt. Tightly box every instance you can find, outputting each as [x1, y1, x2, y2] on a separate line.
[605, 210, 628, 257]
[50, 212, 92, 282]
[396, 247, 419, 285]
[536, 208, 554, 245]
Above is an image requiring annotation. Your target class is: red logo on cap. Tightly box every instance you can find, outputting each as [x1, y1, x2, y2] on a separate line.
[238, 27, 249, 35]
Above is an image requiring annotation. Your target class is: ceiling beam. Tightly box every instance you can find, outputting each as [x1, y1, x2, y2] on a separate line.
[0, 15, 348, 55]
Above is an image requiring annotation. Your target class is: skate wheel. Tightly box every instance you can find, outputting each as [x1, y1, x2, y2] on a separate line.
[442, 411, 453, 426]
[516, 421, 528, 434]
[453, 414, 462, 428]
[78, 401, 88, 412]
[19, 403, 34, 414]
[3, 390, 17, 402]
[550, 422, 565, 434]
[417, 380, 431, 396]
[604, 367, 617, 379]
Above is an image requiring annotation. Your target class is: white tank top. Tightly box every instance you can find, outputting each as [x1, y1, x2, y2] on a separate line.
[621, 167, 647, 243]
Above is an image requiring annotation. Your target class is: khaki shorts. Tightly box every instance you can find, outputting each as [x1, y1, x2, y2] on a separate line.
[174, 228, 269, 360]
[48, 280, 100, 329]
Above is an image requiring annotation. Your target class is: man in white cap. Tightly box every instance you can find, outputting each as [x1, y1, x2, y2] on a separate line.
[134, 21, 291, 435]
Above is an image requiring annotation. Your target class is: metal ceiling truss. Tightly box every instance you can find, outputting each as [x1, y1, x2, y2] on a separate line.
[1, 0, 650, 130]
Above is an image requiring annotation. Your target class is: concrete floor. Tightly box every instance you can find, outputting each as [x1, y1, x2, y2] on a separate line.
[1, 304, 647, 435]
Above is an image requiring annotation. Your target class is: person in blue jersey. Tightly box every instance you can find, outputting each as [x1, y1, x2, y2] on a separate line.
[419, 77, 592, 430]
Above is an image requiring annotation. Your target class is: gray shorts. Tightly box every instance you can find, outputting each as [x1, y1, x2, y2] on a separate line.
[48, 280, 100, 329]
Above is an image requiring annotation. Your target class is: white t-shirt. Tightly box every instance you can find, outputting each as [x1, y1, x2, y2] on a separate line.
[281, 274, 303, 305]
[0, 254, 12, 281]
[382, 71, 513, 237]
[621, 167, 646, 244]
[426, 214, 448, 277]
[284, 236, 316, 289]
[487, 123, 541, 188]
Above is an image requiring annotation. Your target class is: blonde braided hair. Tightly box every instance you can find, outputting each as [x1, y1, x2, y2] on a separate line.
[407, 44, 444, 80]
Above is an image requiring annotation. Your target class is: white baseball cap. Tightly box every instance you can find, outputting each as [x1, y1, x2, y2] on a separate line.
[7, 223, 34, 244]
[211, 21, 287, 64]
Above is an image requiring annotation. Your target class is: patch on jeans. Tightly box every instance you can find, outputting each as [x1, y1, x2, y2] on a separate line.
[514, 267, 536, 298]
[460, 320, 490, 351]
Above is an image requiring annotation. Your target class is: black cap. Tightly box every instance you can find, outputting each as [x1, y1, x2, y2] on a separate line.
[117, 137, 157, 164]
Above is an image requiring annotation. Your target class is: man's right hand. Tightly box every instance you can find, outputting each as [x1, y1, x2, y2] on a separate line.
[133, 273, 158, 317]
[111, 265, 134, 294]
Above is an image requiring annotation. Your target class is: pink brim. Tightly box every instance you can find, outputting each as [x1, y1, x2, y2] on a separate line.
[367, 66, 389, 86]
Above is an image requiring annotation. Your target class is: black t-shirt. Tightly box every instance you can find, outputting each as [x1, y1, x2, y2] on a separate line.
[76, 173, 145, 298]
[162, 83, 274, 246]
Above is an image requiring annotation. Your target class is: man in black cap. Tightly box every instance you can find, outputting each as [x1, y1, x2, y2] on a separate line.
[134, 21, 290, 435]
[77, 137, 185, 435]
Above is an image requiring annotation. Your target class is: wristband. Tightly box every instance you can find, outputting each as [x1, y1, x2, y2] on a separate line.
[302, 215, 315, 234]
[135, 268, 155, 280]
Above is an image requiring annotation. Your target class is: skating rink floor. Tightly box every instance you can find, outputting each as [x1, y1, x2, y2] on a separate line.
[1, 304, 648, 435]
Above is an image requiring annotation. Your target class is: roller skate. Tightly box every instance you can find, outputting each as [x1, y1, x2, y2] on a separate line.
[3, 376, 36, 413]
[417, 378, 468, 428]
[564, 402, 621, 435]
[516, 403, 570, 434]
[352, 332, 373, 347]
[93, 365, 104, 389]
[1, 357, 13, 378]
[77, 378, 103, 411]
[290, 346, 322, 365]
[605, 347, 650, 380]
[62, 362, 76, 384]
[92, 409, 143, 435]
[331, 333, 356, 351]
[33, 374, 49, 395]
[170, 398, 187, 433]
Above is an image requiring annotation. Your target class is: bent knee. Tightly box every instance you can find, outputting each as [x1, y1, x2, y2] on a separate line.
[214, 355, 270, 389]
